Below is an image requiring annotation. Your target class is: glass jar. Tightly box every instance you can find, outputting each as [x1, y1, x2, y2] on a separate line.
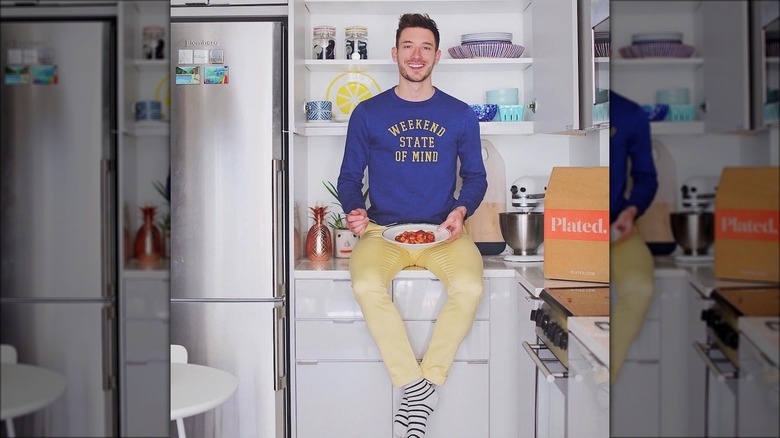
[312, 25, 336, 60]
[142, 26, 166, 60]
[345, 26, 368, 60]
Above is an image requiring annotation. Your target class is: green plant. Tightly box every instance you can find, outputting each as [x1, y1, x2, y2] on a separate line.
[323, 181, 368, 229]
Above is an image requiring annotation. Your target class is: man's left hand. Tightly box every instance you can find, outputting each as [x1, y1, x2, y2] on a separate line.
[439, 206, 467, 241]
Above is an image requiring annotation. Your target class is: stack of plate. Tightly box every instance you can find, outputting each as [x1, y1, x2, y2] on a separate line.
[594, 31, 610, 57]
[619, 32, 695, 58]
[448, 31, 525, 59]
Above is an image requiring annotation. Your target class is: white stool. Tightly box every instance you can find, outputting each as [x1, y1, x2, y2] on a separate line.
[1, 344, 18, 438]
[171, 345, 188, 438]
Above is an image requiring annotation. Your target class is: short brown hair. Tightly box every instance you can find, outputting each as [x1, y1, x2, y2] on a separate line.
[395, 13, 440, 50]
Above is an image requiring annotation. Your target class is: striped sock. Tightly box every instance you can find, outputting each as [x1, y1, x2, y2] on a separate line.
[393, 397, 409, 437]
[394, 378, 438, 438]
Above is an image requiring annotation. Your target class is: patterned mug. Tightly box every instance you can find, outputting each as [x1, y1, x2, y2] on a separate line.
[304, 100, 332, 122]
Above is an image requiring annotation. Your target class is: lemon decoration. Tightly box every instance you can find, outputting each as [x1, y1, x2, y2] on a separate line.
[325, 72, 381, 121]
[154, 74, 171, 120]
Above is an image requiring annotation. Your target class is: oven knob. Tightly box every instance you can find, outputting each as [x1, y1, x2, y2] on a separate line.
[534, 310, 545, 326]
[552, 327, 563, 346]
[560, 333, 568, 350]
[546, 322, 558, 339]
[530, 309, 537, 321]
[723, 331, 739, 349]
[701, 309, 718, 325]
[540, 314, 550, 330]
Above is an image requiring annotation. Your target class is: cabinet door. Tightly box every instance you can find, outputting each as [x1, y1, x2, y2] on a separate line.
[567, 334, 609, 438]
[296, 361, 392, 438]
[392, 361, 489, 438]
[530, 0, 579, 133]
[701, 1, 752, 132]
[393, 279, 489, 321]
[125, 361, 169, 437]
[535, 371, 568, 438]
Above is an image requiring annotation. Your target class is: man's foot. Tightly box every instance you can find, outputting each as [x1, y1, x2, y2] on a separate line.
[393, 397, 409, 437]
[394, 378, 438, 438]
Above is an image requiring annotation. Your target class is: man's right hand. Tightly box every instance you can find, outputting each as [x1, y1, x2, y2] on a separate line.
[346, 208, 369, 236]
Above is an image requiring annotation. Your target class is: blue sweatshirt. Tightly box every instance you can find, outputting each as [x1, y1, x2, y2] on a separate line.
[337, 87, 487, 226]
[610, 91, 658, 224]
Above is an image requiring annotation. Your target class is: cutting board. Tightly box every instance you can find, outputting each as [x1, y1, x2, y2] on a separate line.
[636, 139, 676, 253]
[465, 139, 506, 255]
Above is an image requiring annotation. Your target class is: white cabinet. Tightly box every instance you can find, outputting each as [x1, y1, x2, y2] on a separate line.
[611, 1, 765, 135]
[296, 361, 391, 438]
[121, 278, 169, 437]
[292, 275, 494, 438]
[750, 0, 780, 128]
[292, 0, 581, 136]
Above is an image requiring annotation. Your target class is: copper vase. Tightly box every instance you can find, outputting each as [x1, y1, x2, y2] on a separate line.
[306, 206, 332, 261]
[134, 206, 163, 265]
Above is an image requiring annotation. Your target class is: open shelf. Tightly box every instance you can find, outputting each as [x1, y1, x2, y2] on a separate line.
[123, 258, 170, 279]
[611, 57, 703, 70]
[305, 58, 533, 73]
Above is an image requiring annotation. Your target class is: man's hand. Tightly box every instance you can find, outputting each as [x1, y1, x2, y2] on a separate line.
[611, 205, 637, 243]
[346, 208, 369, 236]
[439, 206, 467, 241]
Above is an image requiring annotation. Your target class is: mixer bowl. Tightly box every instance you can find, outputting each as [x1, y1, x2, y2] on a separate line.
[499, 212, 544, 255]
[670, 212, 714, 255]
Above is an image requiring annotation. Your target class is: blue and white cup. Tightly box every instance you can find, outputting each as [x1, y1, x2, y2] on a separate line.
[135, 100, 162, 121]
[304, 100, 332, 122]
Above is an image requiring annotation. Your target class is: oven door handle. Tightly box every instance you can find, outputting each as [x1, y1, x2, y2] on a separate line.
[522, 341, 567, 382]
[693, 341, 737, 382]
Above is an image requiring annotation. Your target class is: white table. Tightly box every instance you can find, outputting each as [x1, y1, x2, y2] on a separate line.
[170, 363, 238, 438]
[1, 363, 67, 437]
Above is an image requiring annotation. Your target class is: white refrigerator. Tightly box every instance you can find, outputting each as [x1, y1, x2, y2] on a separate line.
[169, 17, 289, 438]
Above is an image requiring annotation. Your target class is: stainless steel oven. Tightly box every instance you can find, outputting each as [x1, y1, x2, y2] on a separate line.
[522, 286, 610, 438]
[694, 286, 780, 436]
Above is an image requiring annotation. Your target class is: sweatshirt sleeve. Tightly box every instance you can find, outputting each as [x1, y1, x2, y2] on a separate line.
[626, 105, 658, 218]
[454, 109, 488, 218]
[337, 106, 370, 214]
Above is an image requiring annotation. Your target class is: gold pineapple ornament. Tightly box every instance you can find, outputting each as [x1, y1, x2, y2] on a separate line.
[306, 206, 333, 261]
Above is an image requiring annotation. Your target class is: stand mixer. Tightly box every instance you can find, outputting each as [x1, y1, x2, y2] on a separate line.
[670, 176, 717, 262]
[679, 176, 718, 212]
[499, 175, 548, 262]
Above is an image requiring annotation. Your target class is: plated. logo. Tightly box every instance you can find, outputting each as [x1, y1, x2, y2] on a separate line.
[545, 209, 610, 241]
[716, 209, 779, 241]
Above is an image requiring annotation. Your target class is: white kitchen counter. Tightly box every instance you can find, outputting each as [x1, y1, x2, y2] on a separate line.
[295, 256, 607, 297]
[653, 256, 779, 297]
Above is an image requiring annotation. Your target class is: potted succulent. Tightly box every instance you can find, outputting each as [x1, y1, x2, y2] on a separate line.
[323, 181, 367, 259]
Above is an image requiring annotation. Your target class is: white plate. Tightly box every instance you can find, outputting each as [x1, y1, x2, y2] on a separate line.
[382, 223, 451, 250]
[673, 254, 714, 264]
[503, 254, 543, 263]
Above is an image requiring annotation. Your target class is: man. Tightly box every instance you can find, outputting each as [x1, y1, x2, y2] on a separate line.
[336, 13, 487, 438]
[609, 90, 659, 384]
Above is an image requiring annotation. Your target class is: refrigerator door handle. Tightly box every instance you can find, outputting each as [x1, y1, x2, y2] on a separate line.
[272, 158, 287, 299]
[102, 305, 117, 390]
[273, 304, 288, 391]
[100, 158, 115, 299]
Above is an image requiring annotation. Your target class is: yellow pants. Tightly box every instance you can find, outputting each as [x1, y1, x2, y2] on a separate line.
[610, 228, 655, 384]
[349, 223, 484, 387]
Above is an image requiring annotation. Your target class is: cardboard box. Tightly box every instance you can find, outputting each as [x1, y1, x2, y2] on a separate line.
[714, 167, 779, 282]
[543, 166, 610, 283]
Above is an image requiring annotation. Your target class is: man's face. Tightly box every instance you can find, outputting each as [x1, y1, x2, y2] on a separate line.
[392, 27, 441, 84]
